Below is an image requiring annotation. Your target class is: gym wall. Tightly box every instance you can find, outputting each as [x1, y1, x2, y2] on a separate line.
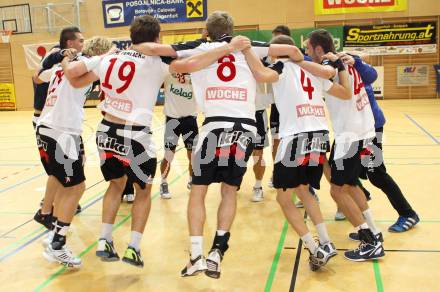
[2, 0, 440, 109]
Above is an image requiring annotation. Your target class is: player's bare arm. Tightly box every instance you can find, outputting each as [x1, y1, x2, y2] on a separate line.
[62, 57, 99, 88]
[268, 44, 304, 62]
[169, 36, 250, 74]
[131, 43, 178, 57]
[295, 60, 336, 80]
[243, 48, 279, 83]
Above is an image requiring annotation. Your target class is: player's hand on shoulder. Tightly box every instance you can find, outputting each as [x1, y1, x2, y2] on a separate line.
[337, 52, 355, 66]
[322, 52, 338, 62]
[230, 35, 251, 52]
[61, 48, 78, 60]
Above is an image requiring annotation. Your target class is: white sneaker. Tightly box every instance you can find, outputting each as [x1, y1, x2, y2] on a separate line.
[42, 231, 55, 248]
[123, 193, 135, 203]
[187, 180, 192, 190]
[181, 255, 207, 277]
[251, 187, 264, 202]
[160, 182, 171, 199]
[43, 245, 81, 268]
[308, 243, 336, 271]
[267, 178, 274, 188]
[335, 210, 346, 221]
[205, 248, 222, 279]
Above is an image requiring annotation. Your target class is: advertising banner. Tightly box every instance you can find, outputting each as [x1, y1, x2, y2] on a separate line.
[343, 22, 437, 55]
[0, 83, 16, 110]
[102, 0, 207, 28]
[315, 0, 407, 15]
[397, 65, 429, 87]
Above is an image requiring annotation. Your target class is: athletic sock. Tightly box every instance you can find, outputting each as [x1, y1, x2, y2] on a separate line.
[51, 220, 70, 250]
[363, 209, 380, 235]
[211, 231, 230, 255]
[356, 222, 369, 230]
[100, 223, 113, 242]
[254, 180, 262, 189]
[301, 232, 318, 254]
[190, 236, 203, 260]
[129, 231, 143, 251]
[315, 223, 330, 245]
[161, 177, 167, 184]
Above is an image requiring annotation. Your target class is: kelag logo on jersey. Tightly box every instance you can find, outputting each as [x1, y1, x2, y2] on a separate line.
[102, 0, 208, 28]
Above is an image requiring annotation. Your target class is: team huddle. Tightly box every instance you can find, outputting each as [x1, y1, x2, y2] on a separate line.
[31, 11, 420, 279]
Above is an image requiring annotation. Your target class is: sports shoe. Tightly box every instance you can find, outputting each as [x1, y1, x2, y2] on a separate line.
[388, 214, 420, 233]
[42, 231, 55, 248]
[34, 209, 53, 230]
[268, 178, 274, 188]
[43, 245, 81, 268]
[344, 229, 385, 261]
[251, 187, 264, 202]
[295, 200, 304, 208]
[122, 246, 144, 267]
[160, 182, 171, 199]
[122, 193, 135, 204]
[308, 243, 337, 271]
[187, 180, 192, 190]
[349, 231, 384, 242]
[334, 210, 346, 221]
[96, 238, 120, 261]
[181, 255, 208, 277]
[205, 248, 223, 279]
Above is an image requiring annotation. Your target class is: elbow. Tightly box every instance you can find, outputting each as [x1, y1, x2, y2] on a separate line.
[68, 78, 83, 88]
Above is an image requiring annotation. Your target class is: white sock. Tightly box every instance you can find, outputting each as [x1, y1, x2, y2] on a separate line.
[188, 177, 192, 183]
[301, 232, 318, 254]
[161, 177, 167, 184]
[129, 231, 143, 251]
[363, 209, 380, 235]
[315, 223, 330, 245]
[357, 222, 369, 230]
[254, 180, 262, 189]
[216, 230, 228, 236]
[100, 223, 113, 241]
[190, 236, 203, 260]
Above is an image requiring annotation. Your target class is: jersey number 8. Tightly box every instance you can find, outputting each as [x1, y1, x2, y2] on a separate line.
[217, 54, 236, 82]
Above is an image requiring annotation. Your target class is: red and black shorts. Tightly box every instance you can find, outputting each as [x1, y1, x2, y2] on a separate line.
[96, 119, 157, 189]
[273, 131, 329, 191]
[329, 139, 373, 186]
[192, 117, 256, 188]
[254, 110, 269, 150]
[36, 125, 85, 187]
[164, 115, 198, 151]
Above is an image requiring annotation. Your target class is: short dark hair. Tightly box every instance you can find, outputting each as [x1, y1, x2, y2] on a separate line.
[272, 25, 291, 37]
[130, 15, 161, 44]
[308, 29, 335, 53]
[59, 27, 81, 49]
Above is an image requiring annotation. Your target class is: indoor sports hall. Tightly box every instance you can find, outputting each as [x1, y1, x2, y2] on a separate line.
[0, 1, 439, 291]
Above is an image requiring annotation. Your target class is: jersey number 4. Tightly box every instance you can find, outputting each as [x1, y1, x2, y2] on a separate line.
[101, 58, 136, 94]
[217, 54, 236, 82]
[300, 69, 314, 100]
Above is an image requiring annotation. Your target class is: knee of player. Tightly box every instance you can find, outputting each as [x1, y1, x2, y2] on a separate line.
[109, 176, 127, 193]
[330, 184, 344, 201]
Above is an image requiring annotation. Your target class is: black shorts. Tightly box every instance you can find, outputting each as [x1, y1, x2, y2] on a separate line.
[329, 139, 373, 186]
[36, 125, 85, 187]
[363, 127, 386, 176]
[254, 110, 269, 150]
[270, 103, 280, 139]
[164, 115, 198, 151]
[192, 117, 256, 188]
[96, 119, 157, 189]
[273, 131, 330, 190]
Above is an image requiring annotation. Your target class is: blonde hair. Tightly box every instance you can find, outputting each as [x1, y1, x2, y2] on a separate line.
[206, 11, 234, 41]
[82, 36, 112, 57]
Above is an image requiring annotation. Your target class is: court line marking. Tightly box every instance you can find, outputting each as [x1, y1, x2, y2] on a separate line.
[284, 247, 440, 253]
[264, 221, 288, 292]
[289, 211, 308, 292]
[373, 260, 384, 292]
[33, 169, 187, 292]
[0, 173, 46, 194]
[405, 114, 440, 145]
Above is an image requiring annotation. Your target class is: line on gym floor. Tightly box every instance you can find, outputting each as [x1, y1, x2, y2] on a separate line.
[289, 211, 308, 292]
[33, 169, 188, 292]
[264, 221, 288, 292]
[284, 247, 440, 253]
[405, 114, 440, 145]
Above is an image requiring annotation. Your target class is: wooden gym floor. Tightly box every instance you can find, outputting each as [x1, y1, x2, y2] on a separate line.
[0, 99, 439, 292]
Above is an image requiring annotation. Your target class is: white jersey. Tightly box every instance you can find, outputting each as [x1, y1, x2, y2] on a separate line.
[176, 42, 258, 121]
[325, 65, 375, 145]
[255, 83, 273, 111]
[38, 56, 92, 135]
[163, 73, 197, 118]
[93, 50, 169, 127]
[272, 61, 332, 138]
